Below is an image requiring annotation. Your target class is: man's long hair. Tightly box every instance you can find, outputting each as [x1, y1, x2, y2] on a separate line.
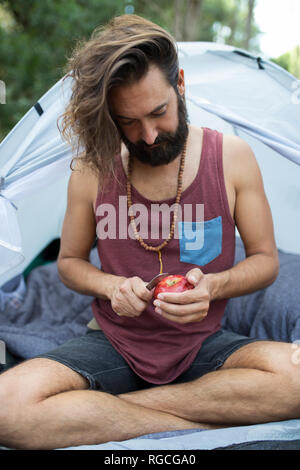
[58, 14, 179, 180]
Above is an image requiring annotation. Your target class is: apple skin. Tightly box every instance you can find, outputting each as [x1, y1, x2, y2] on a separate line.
[153, 274, 194, 299]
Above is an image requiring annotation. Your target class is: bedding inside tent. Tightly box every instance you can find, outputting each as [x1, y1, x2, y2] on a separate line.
[0, 42, 300, 450]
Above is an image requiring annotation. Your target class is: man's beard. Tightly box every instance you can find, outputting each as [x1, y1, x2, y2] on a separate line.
[119, 93, 189, 167]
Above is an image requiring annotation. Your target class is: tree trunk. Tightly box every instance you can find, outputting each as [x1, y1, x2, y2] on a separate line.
[173, 0, 184, 40]
[173, 0, 203, 41]
[183, 0, 204, 41]
[244, 0, 256, 50]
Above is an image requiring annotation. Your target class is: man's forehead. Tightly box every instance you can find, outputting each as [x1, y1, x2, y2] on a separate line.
[110, 81, 173, 119]
[115, 100, 170, 120]
[118, 63, 171, 92]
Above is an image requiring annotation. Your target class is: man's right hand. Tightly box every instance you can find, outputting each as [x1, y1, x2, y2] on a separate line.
[109, 276, 154, 318]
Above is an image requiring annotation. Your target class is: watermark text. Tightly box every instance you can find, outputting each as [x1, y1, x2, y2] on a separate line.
[96, 198, 205, 250]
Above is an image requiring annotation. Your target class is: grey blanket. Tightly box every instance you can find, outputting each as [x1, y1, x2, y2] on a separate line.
[0, 249, 100, 359]
[222, 238, 300, 344]
[0, 238, 300, 360]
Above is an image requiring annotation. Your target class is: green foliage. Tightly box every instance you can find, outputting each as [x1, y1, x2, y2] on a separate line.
[271, 46, 300, 79]
[0, 0, 271, 142]
[0, 0, 125, 141]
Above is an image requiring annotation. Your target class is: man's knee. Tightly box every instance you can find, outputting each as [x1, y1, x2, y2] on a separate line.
[221, 340, 300, 417]
[0, 357, 89, 448]
[222, 340, 298, 374]
[0, 357, 88, 405]
[281, 347, 300, 417]
[0, 358, 88, 426]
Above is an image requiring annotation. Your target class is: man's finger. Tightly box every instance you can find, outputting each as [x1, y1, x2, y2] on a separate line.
[155, 288, 201, 304]
[185, 268, 204, 286]
[154, 299, 208, 316]
[129, 277, 153, 302]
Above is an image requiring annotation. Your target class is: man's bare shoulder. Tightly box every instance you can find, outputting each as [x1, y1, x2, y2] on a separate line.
[222, 133, 263, 191]
[68, 159, 100, 206]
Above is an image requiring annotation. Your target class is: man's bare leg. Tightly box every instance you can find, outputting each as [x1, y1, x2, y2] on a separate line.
[0, 358, 213, 450]
[120, 341, 300, 425]
[3, 341, 297, 449]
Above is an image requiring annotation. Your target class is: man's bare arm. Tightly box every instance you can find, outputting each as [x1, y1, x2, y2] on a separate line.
[207, 252, 278, 301]
[57, 163, 153, 315]
[57, 164, 119, 300]
[207, 135, 279, 300]
[153, 136, 279, 323]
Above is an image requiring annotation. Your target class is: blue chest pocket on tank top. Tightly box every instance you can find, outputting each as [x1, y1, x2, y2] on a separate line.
[178, 216, 222, 266]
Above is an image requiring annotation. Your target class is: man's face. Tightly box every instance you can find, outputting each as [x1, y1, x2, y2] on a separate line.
[110, 65, 189, 166]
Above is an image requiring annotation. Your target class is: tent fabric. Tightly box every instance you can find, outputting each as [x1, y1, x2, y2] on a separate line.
[182, 47, 300, 165]
[0, 76, 72, 285]
[61, 419, 300, 450]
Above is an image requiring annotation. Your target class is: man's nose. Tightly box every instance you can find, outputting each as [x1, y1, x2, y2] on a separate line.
[140, 122, 158, 146]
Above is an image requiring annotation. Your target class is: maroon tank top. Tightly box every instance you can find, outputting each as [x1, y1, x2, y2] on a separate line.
[92, 128, 236, 384]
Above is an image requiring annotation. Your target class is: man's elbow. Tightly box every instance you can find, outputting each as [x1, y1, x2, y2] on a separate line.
[57, 253, 65, 275]
[266, 251, 280, 286]
[57, 255, 73, 286]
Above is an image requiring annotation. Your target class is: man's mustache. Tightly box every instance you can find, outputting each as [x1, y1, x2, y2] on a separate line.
[134, 134, 175, 150]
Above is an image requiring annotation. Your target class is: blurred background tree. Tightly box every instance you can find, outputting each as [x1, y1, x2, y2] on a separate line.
[0, 0, 298, 142]
[0, 0, 125, 140]
[272, 46, 300, 80]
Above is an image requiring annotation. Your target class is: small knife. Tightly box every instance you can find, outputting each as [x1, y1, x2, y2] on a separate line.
[146, 273, 169, 290]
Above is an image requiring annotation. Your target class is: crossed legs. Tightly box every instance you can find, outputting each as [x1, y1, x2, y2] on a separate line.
[121, 341, 300, 425]
[0, 358, 209, 450]
[0, 340, 299, 449]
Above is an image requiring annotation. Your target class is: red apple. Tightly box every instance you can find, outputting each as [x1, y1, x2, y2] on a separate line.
[154, 274, 194, 299]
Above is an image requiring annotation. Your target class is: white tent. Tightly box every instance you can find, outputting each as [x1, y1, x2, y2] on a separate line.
[0, 42, 300, 287]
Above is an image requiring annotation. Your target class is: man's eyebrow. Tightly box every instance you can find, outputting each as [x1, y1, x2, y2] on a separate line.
[115, 102, 168, 120]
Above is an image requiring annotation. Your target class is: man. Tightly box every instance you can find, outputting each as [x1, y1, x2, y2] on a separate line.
[0, 14, 299, 450]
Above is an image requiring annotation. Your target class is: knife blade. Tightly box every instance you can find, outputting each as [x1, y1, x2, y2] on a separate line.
[146, 273, 169, 290]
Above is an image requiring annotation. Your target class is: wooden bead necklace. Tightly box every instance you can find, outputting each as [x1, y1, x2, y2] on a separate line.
[126, 141, 187, 274]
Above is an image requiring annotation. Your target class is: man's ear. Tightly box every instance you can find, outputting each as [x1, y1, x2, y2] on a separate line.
[177, 68, 185, 96]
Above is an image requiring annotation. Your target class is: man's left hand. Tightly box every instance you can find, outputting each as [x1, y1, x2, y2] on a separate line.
[153, 268, 211, 324]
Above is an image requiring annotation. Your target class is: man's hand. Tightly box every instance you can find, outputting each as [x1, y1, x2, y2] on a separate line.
[109, 276, 154, 318]
[153, 268, 210, 324]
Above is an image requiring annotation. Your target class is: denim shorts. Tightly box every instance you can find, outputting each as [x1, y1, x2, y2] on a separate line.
[36, 328, 258, 395]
